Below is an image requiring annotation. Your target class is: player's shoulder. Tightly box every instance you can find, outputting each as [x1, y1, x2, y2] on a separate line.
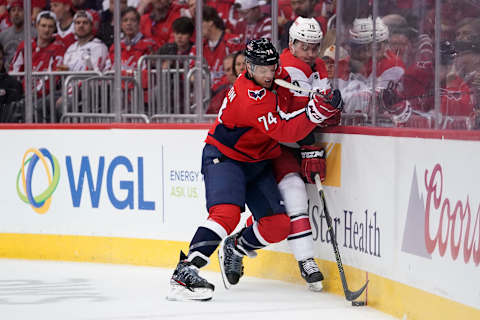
[280, 49, 313, 77]
[233, 74, 274, 107]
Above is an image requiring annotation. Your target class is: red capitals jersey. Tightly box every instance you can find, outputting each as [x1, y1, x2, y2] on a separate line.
[205, 67, 316, 162]
[140, 4, 182, 48]
[233, 14, 272, 43]
[10, 38, 66, 95]
[189, 32, 244, 91]
[279, 48, 329, 112]
[10, 38, 66, 72]
[108, 33, 158, 71]
[441, 75, 474, 117]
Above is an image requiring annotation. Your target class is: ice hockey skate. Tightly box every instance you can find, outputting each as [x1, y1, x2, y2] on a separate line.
[218, 232, 245, 289]
[298, 258, 324, 292]
[166, 251, 214, 301]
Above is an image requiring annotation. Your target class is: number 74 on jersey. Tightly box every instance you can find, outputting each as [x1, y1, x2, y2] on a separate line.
[258, 112, 278, 131]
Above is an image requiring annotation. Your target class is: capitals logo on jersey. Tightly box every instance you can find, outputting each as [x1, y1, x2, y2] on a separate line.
[248, 88, 266, 101]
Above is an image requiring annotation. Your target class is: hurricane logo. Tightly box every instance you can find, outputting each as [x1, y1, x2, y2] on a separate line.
[16, 148, 60, 214]
[248, 88, 266, 101]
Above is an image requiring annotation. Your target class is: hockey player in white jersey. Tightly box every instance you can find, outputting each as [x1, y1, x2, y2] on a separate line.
[227, 17, 343, 292]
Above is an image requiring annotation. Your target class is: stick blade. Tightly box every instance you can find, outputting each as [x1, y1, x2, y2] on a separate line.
[345, 280, 369, 301]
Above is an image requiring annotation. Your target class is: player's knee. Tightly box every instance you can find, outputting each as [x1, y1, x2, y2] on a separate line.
[258, 213, 291, 243]
[208, 204, 241, 235]
[278, 173, 308, 216]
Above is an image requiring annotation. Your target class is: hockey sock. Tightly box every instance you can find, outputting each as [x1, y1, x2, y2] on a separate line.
[188, 226, 222, 268]
[288, 213, 315, 261]
[237, 225, 265, 252]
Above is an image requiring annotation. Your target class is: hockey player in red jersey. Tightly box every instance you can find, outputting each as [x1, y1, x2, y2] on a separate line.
[167, 38, 342, 301]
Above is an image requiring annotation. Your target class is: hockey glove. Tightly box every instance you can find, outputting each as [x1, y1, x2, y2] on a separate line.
[300, 147, 326, 184]
[318, 111, 341, 127]
[305, 94, 340, 124]
[322, 89, 345, 111]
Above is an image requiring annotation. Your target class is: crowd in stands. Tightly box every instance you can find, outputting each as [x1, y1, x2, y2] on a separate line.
[0, 0, 479, 129]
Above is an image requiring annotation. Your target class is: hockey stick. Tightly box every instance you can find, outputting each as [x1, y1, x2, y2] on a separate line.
[314, 174, 369, 301]
[274, 78, 319, 94]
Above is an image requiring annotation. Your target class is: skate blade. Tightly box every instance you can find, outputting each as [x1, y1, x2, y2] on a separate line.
[166, 284, 213, 301]
[307, 281, 323, 292]
[217, 241, 231, 290]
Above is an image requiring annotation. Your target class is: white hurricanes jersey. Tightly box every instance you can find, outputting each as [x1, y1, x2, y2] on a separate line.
[279, 49, 330, 102]
[63, 38, 110, 71]
[279, 49, 330, 101]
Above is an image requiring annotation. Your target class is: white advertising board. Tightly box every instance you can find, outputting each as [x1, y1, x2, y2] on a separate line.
[1, 129, 208, 241]
[308, 133, 480, 310]
[0, 128, 479, 310]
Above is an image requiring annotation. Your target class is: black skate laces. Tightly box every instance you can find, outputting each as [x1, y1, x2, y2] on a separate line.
[224, 238, 244, 275]
[301, 259, 320, 275]
[175, 262, 207, 286]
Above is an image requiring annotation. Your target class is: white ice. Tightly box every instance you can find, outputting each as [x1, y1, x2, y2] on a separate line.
[0, 259, 396, 320]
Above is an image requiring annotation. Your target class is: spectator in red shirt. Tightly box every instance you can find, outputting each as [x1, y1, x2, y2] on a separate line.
[109, 6, 158, 73]
[10, 11, 67, 121]
[139, 0, 182, 48]
[233, 0, 271, 43]
[189, 6, 244, 94]
[50, 0, 76, 47]
[10, 11, 66, 74]
[157, 16, 194, 58]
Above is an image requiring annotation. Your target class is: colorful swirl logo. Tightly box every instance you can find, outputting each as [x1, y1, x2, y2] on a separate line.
[16, 148, 60, 214]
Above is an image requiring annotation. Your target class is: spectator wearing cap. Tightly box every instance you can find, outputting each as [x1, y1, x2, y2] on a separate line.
[321, 44, 349, 88]
[50, 0, 76, 47]
[0, 0, 24, 70]
[233, 0, 271, 43]
[60, 10, 109, 72]
[108, 6, 158, 72]
[97, 0, 127, 48]
[139, 0, 182, 48]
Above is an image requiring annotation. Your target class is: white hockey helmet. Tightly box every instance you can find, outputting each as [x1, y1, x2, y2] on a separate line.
[349, 17, 389, 45]
[289, 17, 323, 44]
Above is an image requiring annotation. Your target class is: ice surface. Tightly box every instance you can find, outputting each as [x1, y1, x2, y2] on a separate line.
[0, 259, 396, 320]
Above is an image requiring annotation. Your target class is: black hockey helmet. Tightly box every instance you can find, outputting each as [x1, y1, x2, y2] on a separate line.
[244, 38, 279, 66]
[440, 40, 458, 65]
